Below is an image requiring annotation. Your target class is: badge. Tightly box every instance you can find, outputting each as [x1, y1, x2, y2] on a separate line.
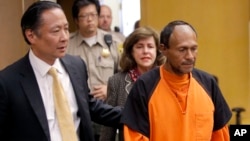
[101, 48, 110, 58]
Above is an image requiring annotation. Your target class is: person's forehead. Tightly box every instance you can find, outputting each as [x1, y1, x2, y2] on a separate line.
[79, 4, 97, 13]
[40, 8, 64, 19]
[171, 25, 196, 39]
[169, 25, 197, 45]
[101, 6, 111, 14]
[173, 25, 194, 33]
[39, 8, 67, 26]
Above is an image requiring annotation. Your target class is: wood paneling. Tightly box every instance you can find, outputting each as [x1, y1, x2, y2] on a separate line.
[0, 0, 36, 69]
[141, 0, 250, 124]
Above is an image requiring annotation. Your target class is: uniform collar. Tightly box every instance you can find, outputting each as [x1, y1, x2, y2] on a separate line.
[73, 28, 110, 48]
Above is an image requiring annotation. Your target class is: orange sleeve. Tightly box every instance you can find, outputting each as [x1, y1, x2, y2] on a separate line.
[211, 125, 230, 141]
[123, 125, 149, 141]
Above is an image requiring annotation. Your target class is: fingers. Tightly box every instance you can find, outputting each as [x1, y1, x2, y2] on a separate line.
[93, 93, 106, 101]
[90, 84, 107, 100]
[92, 85, 102, 90]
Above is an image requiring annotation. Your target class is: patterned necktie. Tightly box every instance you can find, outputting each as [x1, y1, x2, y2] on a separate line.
[48, 67, 78, 141]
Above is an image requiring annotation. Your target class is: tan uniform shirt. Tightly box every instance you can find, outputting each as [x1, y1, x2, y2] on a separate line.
[67, 29, 121, 90]
[110, 31, 125, 43]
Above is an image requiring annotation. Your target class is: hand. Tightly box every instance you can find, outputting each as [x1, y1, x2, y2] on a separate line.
[90, 84, 107, 101]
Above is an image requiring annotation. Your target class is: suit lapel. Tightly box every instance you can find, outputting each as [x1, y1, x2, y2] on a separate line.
[60, 55, 89, 114]
[61, 55, 94, 140]
[20, 55, 51, 141]
[60, 56, 86, 100]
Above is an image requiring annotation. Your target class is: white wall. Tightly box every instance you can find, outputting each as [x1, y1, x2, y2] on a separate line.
[121, 0, 140, 36]
[100, 0, 122, 32]
[101, 0, 140, 37]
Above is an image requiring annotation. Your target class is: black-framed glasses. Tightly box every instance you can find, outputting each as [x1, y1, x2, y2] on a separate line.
[78, 13, 98, 20]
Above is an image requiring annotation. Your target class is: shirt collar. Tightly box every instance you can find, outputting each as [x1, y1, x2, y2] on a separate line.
[29, 49, 64, 77]
[75, 29, 108, 47]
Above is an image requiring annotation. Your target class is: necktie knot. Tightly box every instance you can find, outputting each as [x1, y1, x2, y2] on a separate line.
[48, 67, 58, 78]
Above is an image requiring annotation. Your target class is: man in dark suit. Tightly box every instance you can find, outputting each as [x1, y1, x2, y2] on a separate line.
[0, 1, 121, 141]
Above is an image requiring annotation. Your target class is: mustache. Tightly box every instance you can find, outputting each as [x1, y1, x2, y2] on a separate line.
[182, 61, 195, 65]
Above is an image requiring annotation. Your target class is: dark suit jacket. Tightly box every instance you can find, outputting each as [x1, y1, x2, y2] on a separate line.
[0, 53, 121, 141]
[100, 72, 134, 141]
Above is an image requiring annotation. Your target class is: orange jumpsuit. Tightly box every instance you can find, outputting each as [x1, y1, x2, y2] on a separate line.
[121, 66, 232, 141]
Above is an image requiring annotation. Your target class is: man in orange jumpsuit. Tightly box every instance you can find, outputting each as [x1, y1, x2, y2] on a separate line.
[121, 20, 232, 141]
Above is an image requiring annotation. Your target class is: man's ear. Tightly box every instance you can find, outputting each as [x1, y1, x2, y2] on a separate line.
[159, 44, 167, 52]
[25, 29, 36, 44]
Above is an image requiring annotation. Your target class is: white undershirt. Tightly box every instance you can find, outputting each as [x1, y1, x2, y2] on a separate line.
[29, 49, 80, 141]
[83, 35, 97, 47]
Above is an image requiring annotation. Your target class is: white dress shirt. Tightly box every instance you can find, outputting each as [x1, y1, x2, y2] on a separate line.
[29, 50, 80, 141]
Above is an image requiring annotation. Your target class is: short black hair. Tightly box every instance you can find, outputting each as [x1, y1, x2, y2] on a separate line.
[72, 0, 100, 20]
[21, 1, 62, 45]
[160, 20, 197, 48]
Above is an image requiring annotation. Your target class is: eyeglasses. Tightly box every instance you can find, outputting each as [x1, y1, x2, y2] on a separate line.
[78, 13, 98, 20]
